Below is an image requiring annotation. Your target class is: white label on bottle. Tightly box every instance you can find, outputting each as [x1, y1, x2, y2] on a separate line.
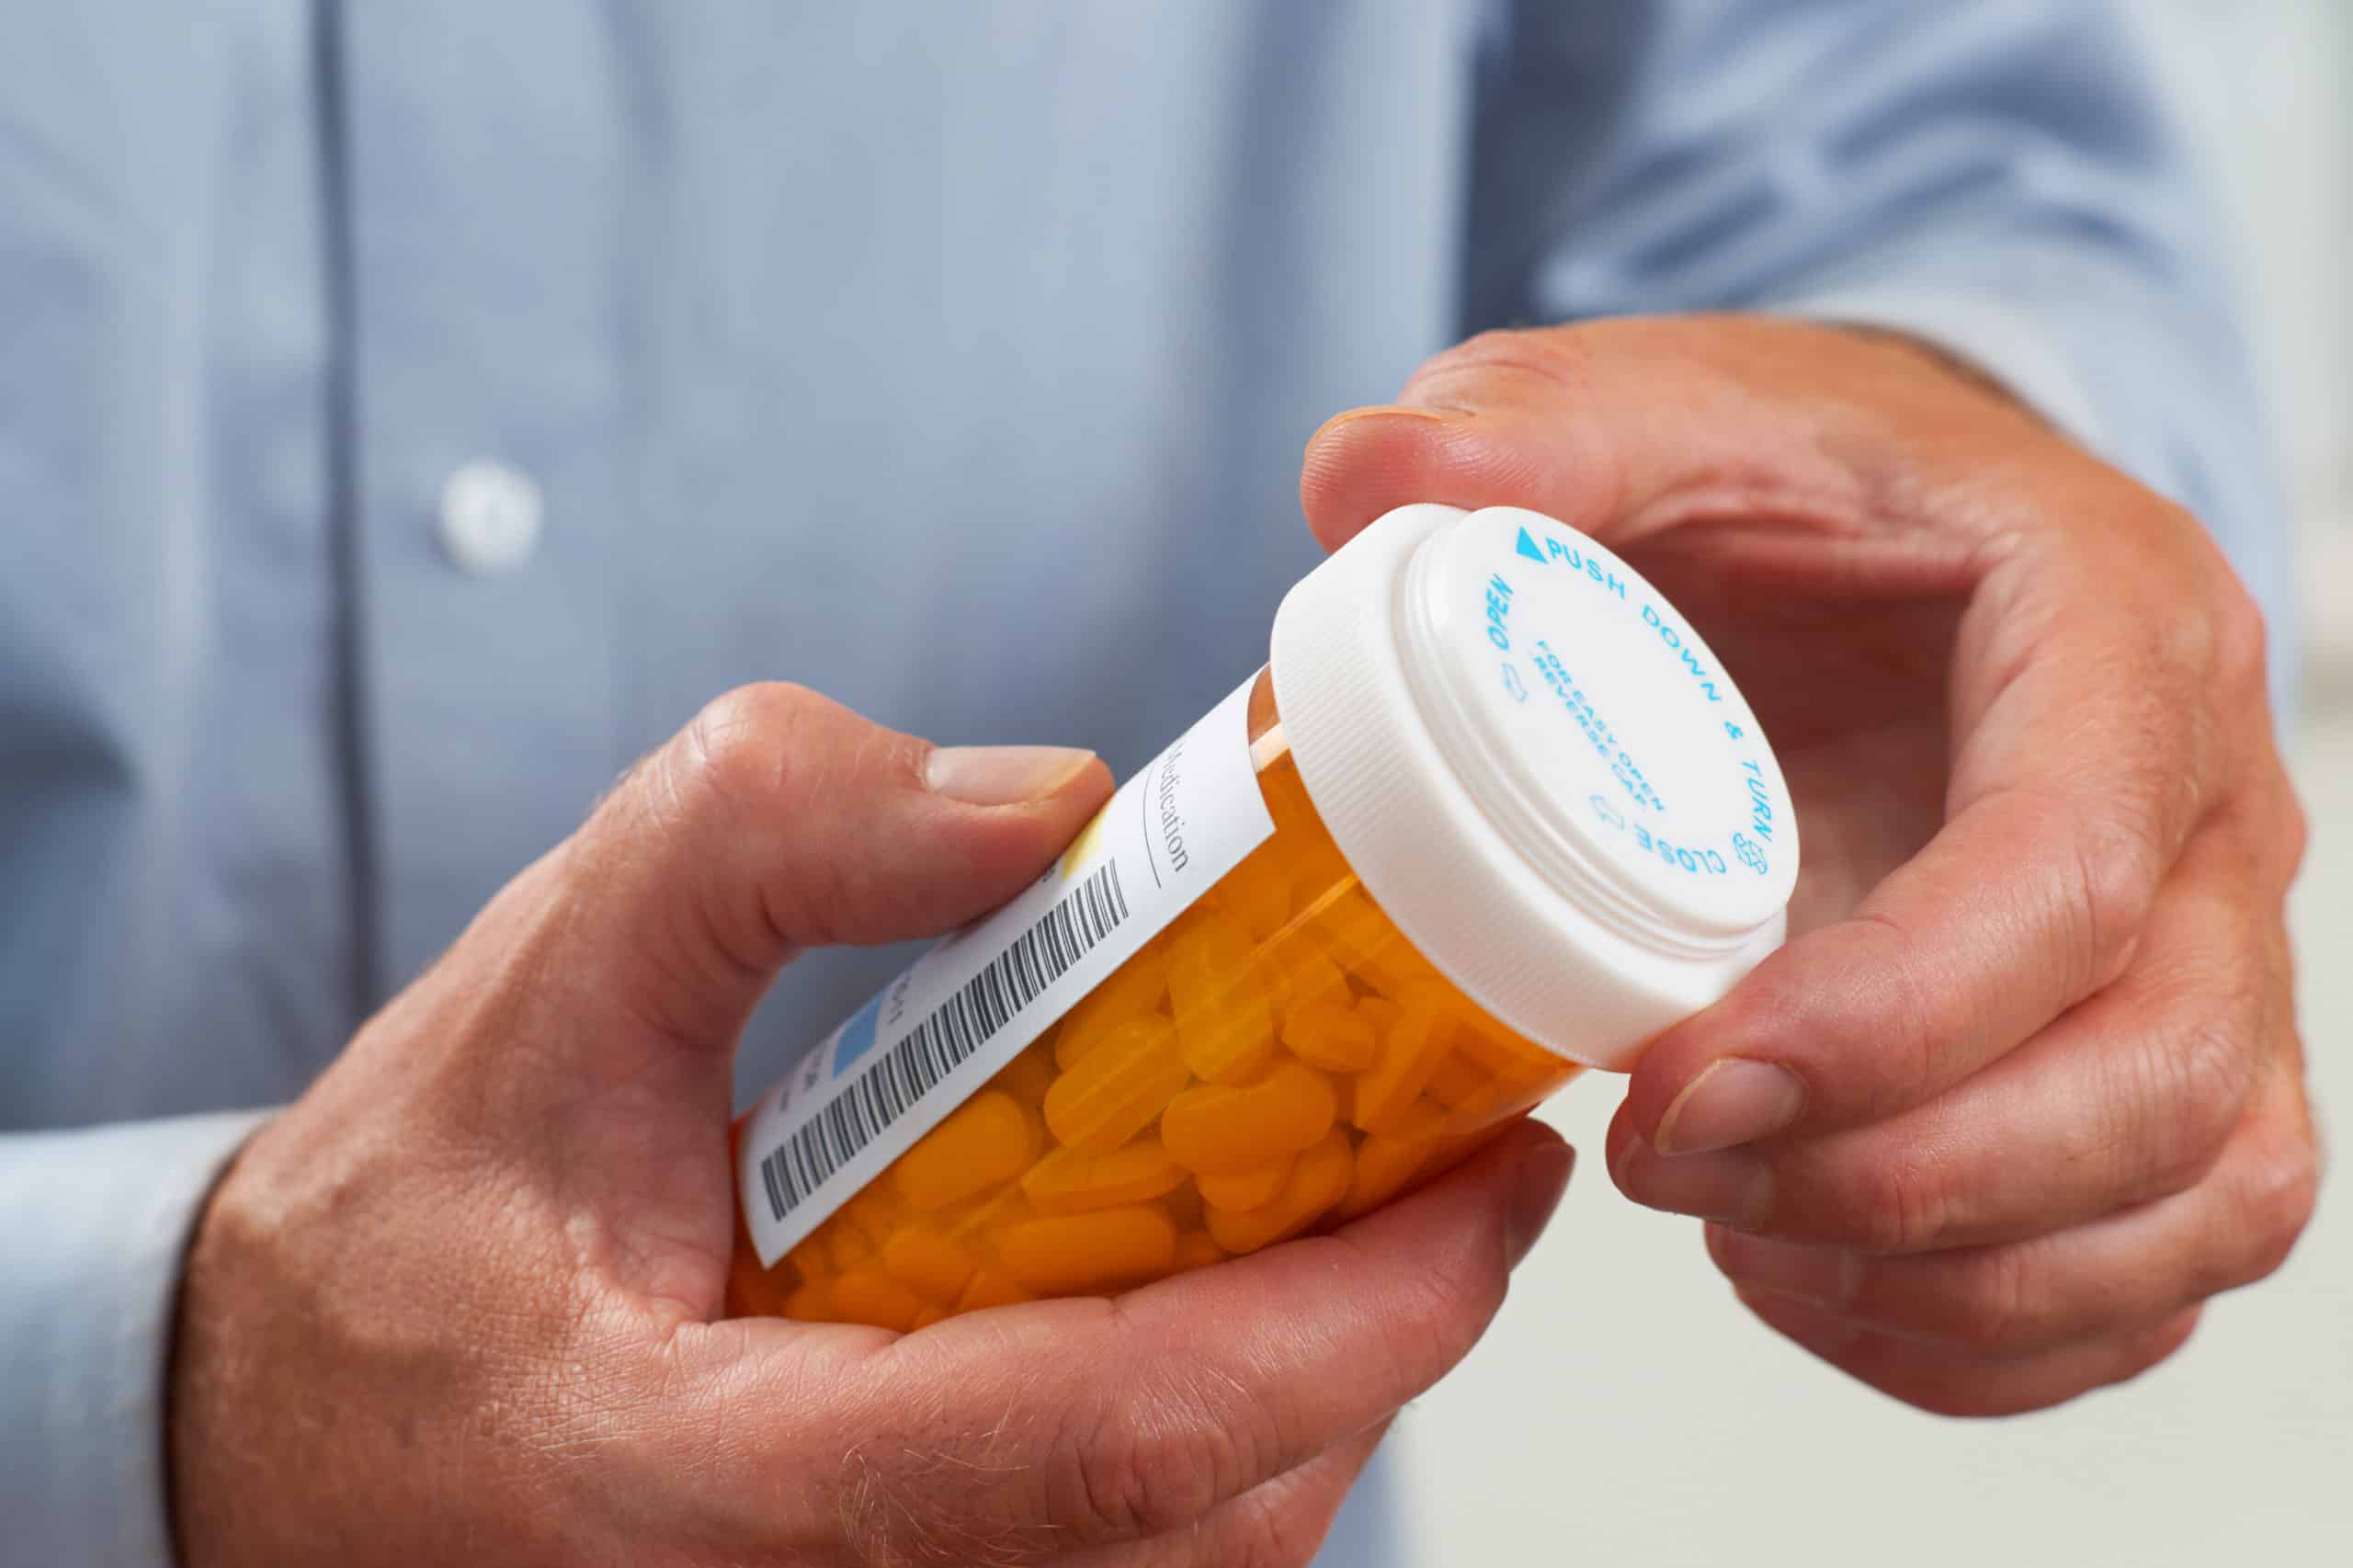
[736, 671, 1277, 1267]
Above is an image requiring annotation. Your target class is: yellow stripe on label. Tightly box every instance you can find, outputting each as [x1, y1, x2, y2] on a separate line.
[1060, 801, 1112, 880]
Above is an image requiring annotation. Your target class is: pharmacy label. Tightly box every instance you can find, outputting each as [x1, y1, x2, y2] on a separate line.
[736, 673, 1275, 1266]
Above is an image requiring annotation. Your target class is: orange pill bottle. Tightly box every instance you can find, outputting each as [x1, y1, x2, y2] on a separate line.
[728, 504, 1799, 1327]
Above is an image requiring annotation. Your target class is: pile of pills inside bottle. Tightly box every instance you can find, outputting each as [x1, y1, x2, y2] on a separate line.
[729, 504, 1799, 1326]
[729, 726, 1576, 1327]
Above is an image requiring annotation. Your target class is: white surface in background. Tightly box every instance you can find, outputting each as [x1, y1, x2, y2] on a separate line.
[1401, 11, 2350, 1559]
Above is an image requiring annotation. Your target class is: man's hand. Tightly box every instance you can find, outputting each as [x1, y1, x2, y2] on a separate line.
[170, 685, 1573, 1565]
[1302, 315, 2317, 1416]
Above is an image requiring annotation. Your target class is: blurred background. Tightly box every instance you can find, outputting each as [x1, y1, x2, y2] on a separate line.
[1400, 4, 2353, 1562]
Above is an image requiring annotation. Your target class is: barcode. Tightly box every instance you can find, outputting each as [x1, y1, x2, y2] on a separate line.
[759, 862, 1131, 1224]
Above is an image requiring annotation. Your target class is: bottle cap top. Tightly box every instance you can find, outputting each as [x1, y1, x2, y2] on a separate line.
[1270, 505, 1799, 1072]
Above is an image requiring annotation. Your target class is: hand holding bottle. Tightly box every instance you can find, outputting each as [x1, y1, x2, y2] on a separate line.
[168, 684, 1572, 1566]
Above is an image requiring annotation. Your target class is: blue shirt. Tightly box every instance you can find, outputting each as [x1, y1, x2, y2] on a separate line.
[0, 4, 2287, 1562]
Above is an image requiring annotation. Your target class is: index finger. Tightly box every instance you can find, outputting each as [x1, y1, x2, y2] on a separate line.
[724, 1119, 1569, 1560]
[1629, 506, 2264, 1153]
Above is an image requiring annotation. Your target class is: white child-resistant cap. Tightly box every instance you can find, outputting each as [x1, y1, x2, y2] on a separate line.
[1270, 504, 1799, 1073]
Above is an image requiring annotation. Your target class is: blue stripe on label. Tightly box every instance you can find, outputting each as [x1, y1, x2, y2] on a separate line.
[831, 986, 887, 1076]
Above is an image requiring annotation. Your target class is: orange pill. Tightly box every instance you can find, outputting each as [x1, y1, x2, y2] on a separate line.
[1169, 921, 1277, 1084]
[1455, 1022, 1558, 1085]
[1373, 1096, 1449, 1145]
[1353, 989, 1457, 1133]
[993, 1040, 1059, 1106]
[841, 1183, 902, 1244]
[1428, 1064, 1551, 1130]
[1021, 1137, 1188, 1214]
[1170, 1230, 1228, 1273]
[1280, 999, 1378, 1073]
[1273, 951, 1349, 1021]
[1354, 995, 1404, 1036]
[911, 1303, 949, 1331]
[1042, 1017, 1190, 1153]
[1195, 1153, 1293, 1211]
[1178, 1006, 1275, 1085]
[785, 1235, 832, 1284]
[894, 1090, 1040, 1210]
[1204, 1129, 1354, 1254]
[1339, 1137, 1429, 1219]
[781, 1278, 835, 1321]
[825, 1220, 878, 1272]
[829, 1267, 928, 1332]
[1350, 937, 1438, 1000]
[997, 1204, 1178, 1296]
[1423, 1051, 1488, 1108]
[1338, 1103, 1447, 1219]
[954, 1267, 1036, 1313]
[1308, 883, 1390, 964]
[881, 1226, 979, 1301]
[1052, 949, 1171, 1069]
[1214, 857, 1292, 939]
[1264, 764, 1327, 839]
[1282, 841, 1352, 906]
[1161, 1061, 1337, 1175]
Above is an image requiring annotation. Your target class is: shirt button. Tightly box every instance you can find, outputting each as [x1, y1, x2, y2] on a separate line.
[437, 459, 544, 574]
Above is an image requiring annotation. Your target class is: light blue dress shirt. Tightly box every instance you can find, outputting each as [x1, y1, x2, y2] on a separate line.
[0, 3, 2286, 1562]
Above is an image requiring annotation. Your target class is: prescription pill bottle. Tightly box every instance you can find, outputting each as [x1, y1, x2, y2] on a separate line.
[727, 503, 1798, 1328]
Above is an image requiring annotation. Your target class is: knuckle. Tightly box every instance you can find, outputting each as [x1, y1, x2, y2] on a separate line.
[2062, 810, 2164, 994]
[675, 681, 822, 819]
[2133, 984, 2266, 1193]
[2281, 787, 2313, 877]
[1050, 1370, 1261, 1540]
[1938, 1247, 2043, 1354]
[1064, 1423, 1167, 1544]
[2236, 1132, 2321, 1283]
[2204, 568, 2271, 698]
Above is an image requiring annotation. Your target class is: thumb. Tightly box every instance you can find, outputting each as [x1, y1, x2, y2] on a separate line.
[1298, 316, 1984, 556]
[563, 681, 1112, 1063]
[399, 682, 1104, 1318]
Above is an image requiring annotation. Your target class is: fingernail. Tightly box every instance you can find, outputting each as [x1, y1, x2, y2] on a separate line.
[1319, 403, 1456, 431]
[1654, 1059, 1806, 1155]
[1706, 1225, 1861, 1309]
[1308, 403, 1474, 448]
[924, 745, 1097, 806]
[1505, 1138, 1575, 1267]
[1612, 1135, 1773, 1228]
